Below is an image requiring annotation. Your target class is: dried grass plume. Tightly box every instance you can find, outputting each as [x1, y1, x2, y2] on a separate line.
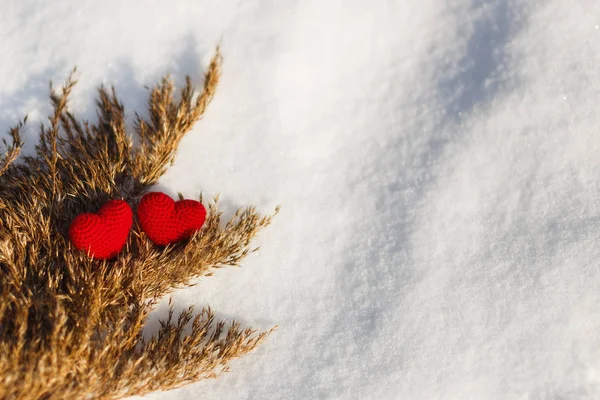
[0, 49, 277, 399]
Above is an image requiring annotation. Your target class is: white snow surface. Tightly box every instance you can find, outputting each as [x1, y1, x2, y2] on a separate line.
[2, 0, 600, 399]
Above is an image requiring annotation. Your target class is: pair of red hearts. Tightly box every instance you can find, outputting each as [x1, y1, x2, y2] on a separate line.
[68, 192, 206, 260]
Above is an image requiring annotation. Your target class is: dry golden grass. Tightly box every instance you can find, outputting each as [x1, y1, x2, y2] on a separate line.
[0, 49, 277, 399]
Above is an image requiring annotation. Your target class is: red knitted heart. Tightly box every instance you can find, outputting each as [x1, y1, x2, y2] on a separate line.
[68, 200, 133, 260]
[137, 192, 206, 246]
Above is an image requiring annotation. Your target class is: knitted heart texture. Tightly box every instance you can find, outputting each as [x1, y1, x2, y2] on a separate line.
[137, 192, 206, 246]
[68, 200, 133, 260]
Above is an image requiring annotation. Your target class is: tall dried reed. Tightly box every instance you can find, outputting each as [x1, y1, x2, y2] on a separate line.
[0, 49, 276, 399]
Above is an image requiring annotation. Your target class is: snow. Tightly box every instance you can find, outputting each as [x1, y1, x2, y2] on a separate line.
[2, 0, 600, 398]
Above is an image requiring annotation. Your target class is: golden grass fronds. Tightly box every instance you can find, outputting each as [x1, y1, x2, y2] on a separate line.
[0, 49, 276, 399]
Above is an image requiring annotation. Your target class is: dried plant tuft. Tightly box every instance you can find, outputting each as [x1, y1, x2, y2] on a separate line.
[0, 49, 277, 399]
